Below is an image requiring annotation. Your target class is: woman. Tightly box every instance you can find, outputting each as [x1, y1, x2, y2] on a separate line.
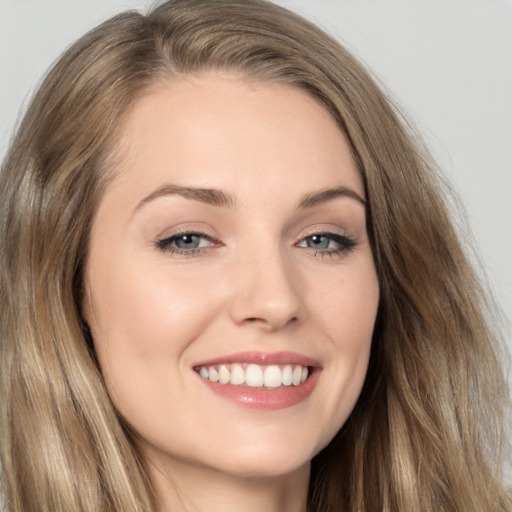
[0, 0, 509, 510]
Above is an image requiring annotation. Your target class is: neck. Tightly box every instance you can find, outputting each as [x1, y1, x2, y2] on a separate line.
[149, 457, 310, 512]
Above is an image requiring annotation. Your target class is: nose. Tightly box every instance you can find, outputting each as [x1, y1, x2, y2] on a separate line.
[228, 248, 304, 331]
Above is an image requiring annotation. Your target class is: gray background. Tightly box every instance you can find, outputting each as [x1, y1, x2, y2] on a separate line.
[1, 1, 511, 379]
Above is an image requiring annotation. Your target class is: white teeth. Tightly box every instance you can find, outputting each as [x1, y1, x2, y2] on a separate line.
[246, 364, 264, 387]
[197, 363, 311, 388]
[282, 364, 293, 386]
[230, 363, 245, 385]
[218, 364, 230, 384]
[292, 365, 302, 386]
[208, 367, 219, 383]
[264, 365, 282, 388]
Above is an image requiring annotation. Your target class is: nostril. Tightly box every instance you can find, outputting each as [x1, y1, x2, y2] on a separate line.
[241, 315, 299, 330]
[244, 317, 268, 326]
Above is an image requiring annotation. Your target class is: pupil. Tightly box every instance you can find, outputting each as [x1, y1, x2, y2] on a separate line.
[309, 235, 329, 249]
[176, 234, 199, 248]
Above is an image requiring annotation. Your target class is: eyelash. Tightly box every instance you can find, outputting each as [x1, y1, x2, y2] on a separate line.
[155, 231, 357, 258]
[156, 230, 219, 257]
[298, 232, 357, 259]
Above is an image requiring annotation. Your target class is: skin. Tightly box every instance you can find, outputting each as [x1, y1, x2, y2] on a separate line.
[84, 73, 380, 512]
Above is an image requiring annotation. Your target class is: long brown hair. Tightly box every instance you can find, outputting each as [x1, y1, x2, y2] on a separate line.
[0, 1, 509, 510]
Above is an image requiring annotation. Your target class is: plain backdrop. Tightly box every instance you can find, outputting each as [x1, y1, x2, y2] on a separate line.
[1, 1, 511, 374]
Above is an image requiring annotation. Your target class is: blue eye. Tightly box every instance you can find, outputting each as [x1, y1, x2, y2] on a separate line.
[172, 234, 203, 249]
[156, 232, 214, 254]
[305, 234, 334, 249]
[298, 233, 356, 256]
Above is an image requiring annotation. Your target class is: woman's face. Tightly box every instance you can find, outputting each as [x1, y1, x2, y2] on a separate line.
[84, 73, 379, 481]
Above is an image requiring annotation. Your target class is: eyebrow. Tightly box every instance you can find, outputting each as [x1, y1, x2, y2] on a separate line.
[298, 186, 366, 208]
[135, 184, 236, 211]
[134, 183, 365, 213]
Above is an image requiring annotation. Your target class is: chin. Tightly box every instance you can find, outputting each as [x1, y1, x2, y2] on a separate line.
[202, 440, 316, 480]
[213, 456, 310, 480]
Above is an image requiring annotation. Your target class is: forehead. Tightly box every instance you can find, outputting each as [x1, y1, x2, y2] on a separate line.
[107, 72, 363, 204]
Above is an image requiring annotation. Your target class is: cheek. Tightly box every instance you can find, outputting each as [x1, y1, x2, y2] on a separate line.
[91, 255, 218, 344]
[86, 257, 231, 438]
[307, 257, 379, 347]
[303, 259, 379, 443]
[329, 265, 379, 382]
[86, 254, 225, 396]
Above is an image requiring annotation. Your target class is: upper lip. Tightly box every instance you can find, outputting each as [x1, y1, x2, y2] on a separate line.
[193, 350, 321, 368]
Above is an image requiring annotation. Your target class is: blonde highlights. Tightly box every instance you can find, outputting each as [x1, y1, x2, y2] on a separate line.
[0, 1, 510, 510]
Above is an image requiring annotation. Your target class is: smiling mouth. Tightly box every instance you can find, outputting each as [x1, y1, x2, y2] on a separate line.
[195, 363, 310, 388]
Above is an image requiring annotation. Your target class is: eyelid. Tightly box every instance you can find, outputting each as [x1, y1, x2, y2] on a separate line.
[154, 223, 358, 258]
[297, 232, 356, 247]
[156, 223, 219, 242]
[294, 224, 355, 243]
[157, 232, 213, 247]
[155, 225, 222, 255]
[294, 226, 358, 256]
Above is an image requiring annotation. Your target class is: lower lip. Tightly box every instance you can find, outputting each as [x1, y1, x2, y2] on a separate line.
[197, 370, 320, 410]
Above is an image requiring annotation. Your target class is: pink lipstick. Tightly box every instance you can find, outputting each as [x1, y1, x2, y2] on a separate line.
[193, 351, 321, 410]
